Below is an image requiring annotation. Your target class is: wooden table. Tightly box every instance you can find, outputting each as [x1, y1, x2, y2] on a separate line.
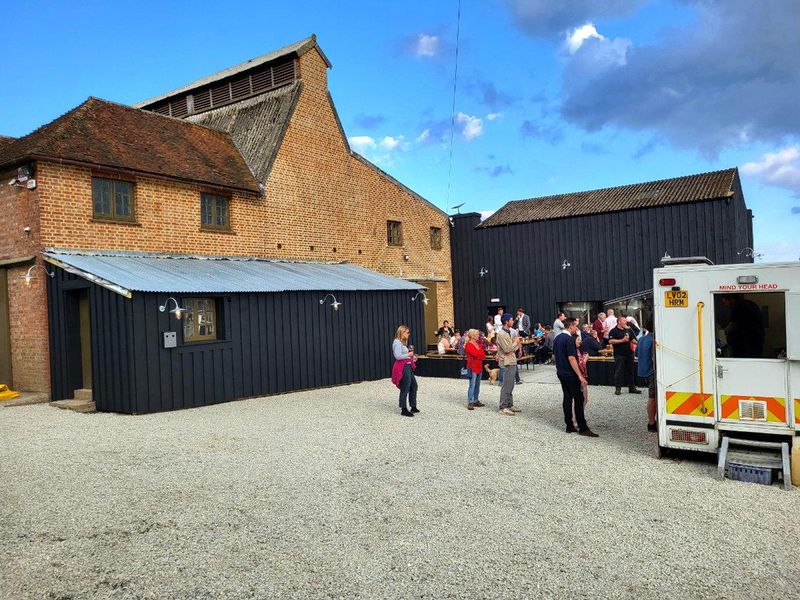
[415, 354, 534, 379]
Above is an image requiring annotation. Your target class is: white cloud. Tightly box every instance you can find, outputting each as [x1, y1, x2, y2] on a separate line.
[416, 129, 431, 143]
[456, 112, 483, 140]
[565, 22, 603, 53]
[479, 210, 495, 221]
[414, 34, 439, 58]
[486, 112, 503, 121]
[741, 147, 800, 194]
[348, 136, 376, 153]
[378, 135, 410, 152]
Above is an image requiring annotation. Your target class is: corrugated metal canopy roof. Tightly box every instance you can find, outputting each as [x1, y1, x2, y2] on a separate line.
[44, 250, 423, 297]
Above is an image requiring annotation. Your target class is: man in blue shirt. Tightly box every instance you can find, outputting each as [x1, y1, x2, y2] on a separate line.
[636, 322, 657, 432]
[553, 318, 598, 437]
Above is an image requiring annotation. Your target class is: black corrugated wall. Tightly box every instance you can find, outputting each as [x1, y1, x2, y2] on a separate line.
[48, 267, 425, 413]
[450, 192, 753, 331]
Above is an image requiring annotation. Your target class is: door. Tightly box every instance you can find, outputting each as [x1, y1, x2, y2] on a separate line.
[0, 268, 11, 384]
[421, 282, 439, 348]
[79, 290, 92, 389]
[714, 291, 789, 427]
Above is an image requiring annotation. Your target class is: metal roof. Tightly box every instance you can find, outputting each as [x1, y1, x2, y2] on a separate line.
[135, 35, 330, 108]
[478, 168, 738, 228]
[44, 250, 423, 298]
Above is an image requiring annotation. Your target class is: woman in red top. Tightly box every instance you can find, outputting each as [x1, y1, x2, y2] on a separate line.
[465, 329, 486, 410]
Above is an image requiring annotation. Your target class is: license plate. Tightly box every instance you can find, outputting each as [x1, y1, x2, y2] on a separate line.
[665, 290, 688, 308]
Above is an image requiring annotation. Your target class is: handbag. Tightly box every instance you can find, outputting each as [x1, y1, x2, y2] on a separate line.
[460, 367, 470, 379]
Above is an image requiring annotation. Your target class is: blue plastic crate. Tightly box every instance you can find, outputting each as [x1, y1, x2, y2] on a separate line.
[728, 463, 774, 485]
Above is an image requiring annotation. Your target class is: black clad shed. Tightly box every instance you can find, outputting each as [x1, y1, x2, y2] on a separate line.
[44, 250, 425, 413]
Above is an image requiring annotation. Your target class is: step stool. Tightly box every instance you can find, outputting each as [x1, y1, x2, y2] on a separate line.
[717, 436, 791, 491]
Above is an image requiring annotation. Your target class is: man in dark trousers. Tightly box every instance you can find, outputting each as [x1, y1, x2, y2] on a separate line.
[609, 316, 642, 396]
[553, 318, 598, 437]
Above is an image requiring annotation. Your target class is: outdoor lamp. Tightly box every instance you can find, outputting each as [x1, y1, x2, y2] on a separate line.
[561, 259, 571, 270]
[737, 247, 762, 259]
[320, 293, 341, 311]
[20, 263, 54, 286]
[412, 291, 429, 305]
[479, 267, 489, 277]
[159, 297, 189, 320]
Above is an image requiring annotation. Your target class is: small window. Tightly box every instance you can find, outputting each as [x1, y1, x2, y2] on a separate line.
[92, 178, 134, 221]
[714, 292, 785, 359]
[430, 227, 442, 250]
[183, 298, 218, 343]
[387, 220, 403, 246]
[201, 193, 230, 230]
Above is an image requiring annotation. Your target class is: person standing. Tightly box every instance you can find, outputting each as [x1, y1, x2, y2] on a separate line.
[499, 321, 523, 385]
[554, 318, 598, 437]
[609, 316, 641, 396]
[553, 312, 566, 335]
[435, 320, 455, 339]
[391, 325, 419, 417]
[603, 309, 617, 341]
[636, 322, 657, 432]
[592, 312, 607, 342]
[494, 307, 504, 332]
[495, 313, 521, 415]
[515, 308, 531, 338]
[464, 329, 486, 410]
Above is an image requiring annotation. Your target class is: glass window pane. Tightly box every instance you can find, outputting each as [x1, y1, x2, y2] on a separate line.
[114, 181, 132, 217]
[93, 179, 111, 215]
[201, 195, 212, 225]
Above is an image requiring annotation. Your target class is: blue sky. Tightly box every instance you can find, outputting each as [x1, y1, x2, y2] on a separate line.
[2, 0, 799, 261]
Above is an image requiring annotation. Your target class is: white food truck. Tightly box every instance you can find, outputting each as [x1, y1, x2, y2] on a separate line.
[653, 258, 799, 488]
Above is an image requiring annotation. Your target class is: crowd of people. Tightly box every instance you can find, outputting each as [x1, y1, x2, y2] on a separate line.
[390, 307, 658, 434]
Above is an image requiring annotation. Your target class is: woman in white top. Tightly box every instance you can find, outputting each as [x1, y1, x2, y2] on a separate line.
[485, 316, 495, 336]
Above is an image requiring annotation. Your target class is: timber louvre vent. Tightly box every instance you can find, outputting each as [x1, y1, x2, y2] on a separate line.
[738, 400, 767, 421]
[146, 57, 297, 118]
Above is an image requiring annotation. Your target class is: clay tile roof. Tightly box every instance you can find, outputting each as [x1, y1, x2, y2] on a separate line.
[0, 135, 16, 151]
[0, 98, 260, 193]
[478, 168, 738, 228]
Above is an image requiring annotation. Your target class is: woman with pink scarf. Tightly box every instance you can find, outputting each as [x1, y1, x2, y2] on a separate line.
[391, 325, 418, 417]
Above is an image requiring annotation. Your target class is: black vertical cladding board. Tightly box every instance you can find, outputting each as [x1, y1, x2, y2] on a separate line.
[450, 199, 748, 332]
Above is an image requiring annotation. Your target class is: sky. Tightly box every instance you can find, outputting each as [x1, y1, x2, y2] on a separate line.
[2, 0, 799, 261]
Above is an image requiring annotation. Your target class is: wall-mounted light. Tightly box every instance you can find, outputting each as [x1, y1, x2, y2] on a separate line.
[19, 264, 54, 286]
[320, 293, 341, 311]
[412, 291, 429, 305]
[561, 259, 571, 270]
[479, 267, 489, 277]
[403, 255, 410, 261]
[662, 251, 671, 260]
[159, 297, 189, 320]
[737, 247, 763, 260]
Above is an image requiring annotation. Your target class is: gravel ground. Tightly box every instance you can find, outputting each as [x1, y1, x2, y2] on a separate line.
[1, 368, 798, 599]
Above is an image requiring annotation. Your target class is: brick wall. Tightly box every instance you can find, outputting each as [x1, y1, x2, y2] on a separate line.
[35, 48, 454, 325]
[9, 45, 455, 393]
[0, 166, 50, 392]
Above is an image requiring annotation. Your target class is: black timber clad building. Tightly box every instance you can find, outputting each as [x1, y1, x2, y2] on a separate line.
[45, 250, 424, 414]
[450, 168, 754, 329]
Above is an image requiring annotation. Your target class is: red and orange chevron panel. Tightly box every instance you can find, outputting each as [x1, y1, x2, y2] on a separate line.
[666, 391, 714, 417]
[721, 395, 786, 423]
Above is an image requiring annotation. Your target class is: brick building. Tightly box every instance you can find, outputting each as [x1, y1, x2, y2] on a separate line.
[0, 35, 452, 404]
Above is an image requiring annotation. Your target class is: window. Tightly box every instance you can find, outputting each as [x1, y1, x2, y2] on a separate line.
[430, 227, 442, 250]
[387, 220, 403, 246]
[714, 292, 786, 359]
[201, 193, 230, 230]
[92, 178, 134, 221]
[183, 298, 218, 343]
